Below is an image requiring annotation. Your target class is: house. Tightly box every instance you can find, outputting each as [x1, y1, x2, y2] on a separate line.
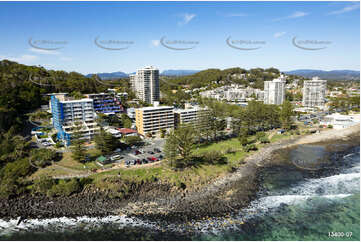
[117, 128, 138, 137]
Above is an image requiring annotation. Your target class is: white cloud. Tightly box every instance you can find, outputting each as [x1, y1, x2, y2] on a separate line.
[151, 40, 160, 47]
[0, 54, 39, 64]
[178, 13, 196, 26]
[273, 11, 309, 22]
[274, 32, 286, 38]
[29, 47, 60, 55]
[327, 4, 360, 15]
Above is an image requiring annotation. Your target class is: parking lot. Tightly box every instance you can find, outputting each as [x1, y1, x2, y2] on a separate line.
[109, 138, 166, 167]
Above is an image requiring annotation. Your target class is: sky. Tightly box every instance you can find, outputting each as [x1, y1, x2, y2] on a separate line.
[0, 1, 359, 74]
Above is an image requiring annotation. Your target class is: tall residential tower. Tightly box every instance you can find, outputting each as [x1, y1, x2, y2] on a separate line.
[302, 77, 327, 107]
[264, 75, 286, 105]
[131, 66, 160, 104]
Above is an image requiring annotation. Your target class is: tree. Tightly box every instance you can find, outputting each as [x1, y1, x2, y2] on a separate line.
[121, 114, 132, 128]
[280, 100, 294, 130]
[70, 122, 87, 162]
[30, 148, 57, 167]
[124, 136, 142, 146]
[95, 127, 120, 155]
[164, 130, 179, 167]
[238, 127, 249, 146]
[164, 124, 195, 166]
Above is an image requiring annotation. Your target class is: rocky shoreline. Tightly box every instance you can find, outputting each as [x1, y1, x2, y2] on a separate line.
[0, 125, 359, 224]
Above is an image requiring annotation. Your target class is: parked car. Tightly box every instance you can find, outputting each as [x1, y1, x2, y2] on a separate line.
[111, 155, 122, 161]
[134, 150, 141, 155]
[158, 154, 163, 160]
[142, 158, 148, 164]
[136, 159, 141, 165]
[154, 148, 161, 153]
[125, 160, 130, 166]
[147, 151, 154, 154]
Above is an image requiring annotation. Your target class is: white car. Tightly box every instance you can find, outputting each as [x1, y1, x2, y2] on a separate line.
[111, 155, 122, 161]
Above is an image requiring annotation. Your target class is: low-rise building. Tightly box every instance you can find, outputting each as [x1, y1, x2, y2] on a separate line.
[320, 113, 360, 129]
[174, 104, 208, 128]
[117, 128, 138, 137]
[135, 102, 174, 136]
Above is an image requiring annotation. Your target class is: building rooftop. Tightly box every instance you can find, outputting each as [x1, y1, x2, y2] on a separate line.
[117, 128, 138, 134]
[135, 105, 173, 111]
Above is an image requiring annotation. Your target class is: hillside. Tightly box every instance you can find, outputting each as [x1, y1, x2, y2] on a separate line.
[0, 60, 107, 133]
[285, 69, 360, 81]
[86, 71, 128, 80]
[161, 67, 292, 91]
[161, 70, 200, 76]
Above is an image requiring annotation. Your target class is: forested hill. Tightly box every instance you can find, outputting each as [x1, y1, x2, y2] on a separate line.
[0, 60, 108, 133]
[161, 67, 299, 91]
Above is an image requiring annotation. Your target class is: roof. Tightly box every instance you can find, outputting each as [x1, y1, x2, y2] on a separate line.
[97, 156, 107, 162]
[117, 128, 138, 134]
[135, 106, 173, 111]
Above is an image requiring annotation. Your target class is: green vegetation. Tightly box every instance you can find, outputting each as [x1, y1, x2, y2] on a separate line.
[94, 127, 121, 155]
[30, 148, 58, 168]
[280, 100, 294, 130]
[164, 124, 196, 167]
[70, 122, 87, 162]
[0, 60, 107, 133]
[123, 135, 143, 146]
[121, 113, 132, 128]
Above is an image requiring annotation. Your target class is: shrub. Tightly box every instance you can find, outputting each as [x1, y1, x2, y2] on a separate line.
[259, 136, 270, 144]
[30, 148, 57, 168]
[33, 176, 55, 195]
[244, 144, 258, 152]
[47, 178, 82, 197]
[202, 151, 227, 165]
[226, 165, 237, 173]
[256, 132, 266, 140]
[239, 136, 249, 146]
[327, 125, 333, 129]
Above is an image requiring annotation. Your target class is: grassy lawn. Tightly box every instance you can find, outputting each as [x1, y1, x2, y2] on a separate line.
[29, 129, 300, 189]
[29, 149, 102, 180]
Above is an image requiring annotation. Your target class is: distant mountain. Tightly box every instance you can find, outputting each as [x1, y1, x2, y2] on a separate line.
[161, 70, 200, 76]
[86, 71, 128, 80]
[285, 69, 360, 80]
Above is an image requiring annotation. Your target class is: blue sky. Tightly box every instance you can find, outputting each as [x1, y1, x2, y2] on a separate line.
[0, 1, 359, 74]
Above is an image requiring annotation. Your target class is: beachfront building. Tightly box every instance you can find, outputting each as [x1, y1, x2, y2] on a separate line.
[130, 66, 160, 104]
[135, 102, 174, 136]
[320, 113, 360, 129]
[85, 93, 123, 114]
[263, 75, 286, 105]
[174, 104, 209, 128]
[302, 77, 327, 108]
[50, 93, 100, 145]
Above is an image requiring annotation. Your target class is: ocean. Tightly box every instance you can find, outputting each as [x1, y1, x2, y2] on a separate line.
[0, 145, 359, 241]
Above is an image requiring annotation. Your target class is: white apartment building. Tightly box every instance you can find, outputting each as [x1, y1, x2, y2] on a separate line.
[130, 66, 160, 104]
[263, 75, 286, 105]
[174, 104, 208, 128]
[302, 77, 327, 107]
[135, 102, 174, 136]
[51, 94, 100, 145]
